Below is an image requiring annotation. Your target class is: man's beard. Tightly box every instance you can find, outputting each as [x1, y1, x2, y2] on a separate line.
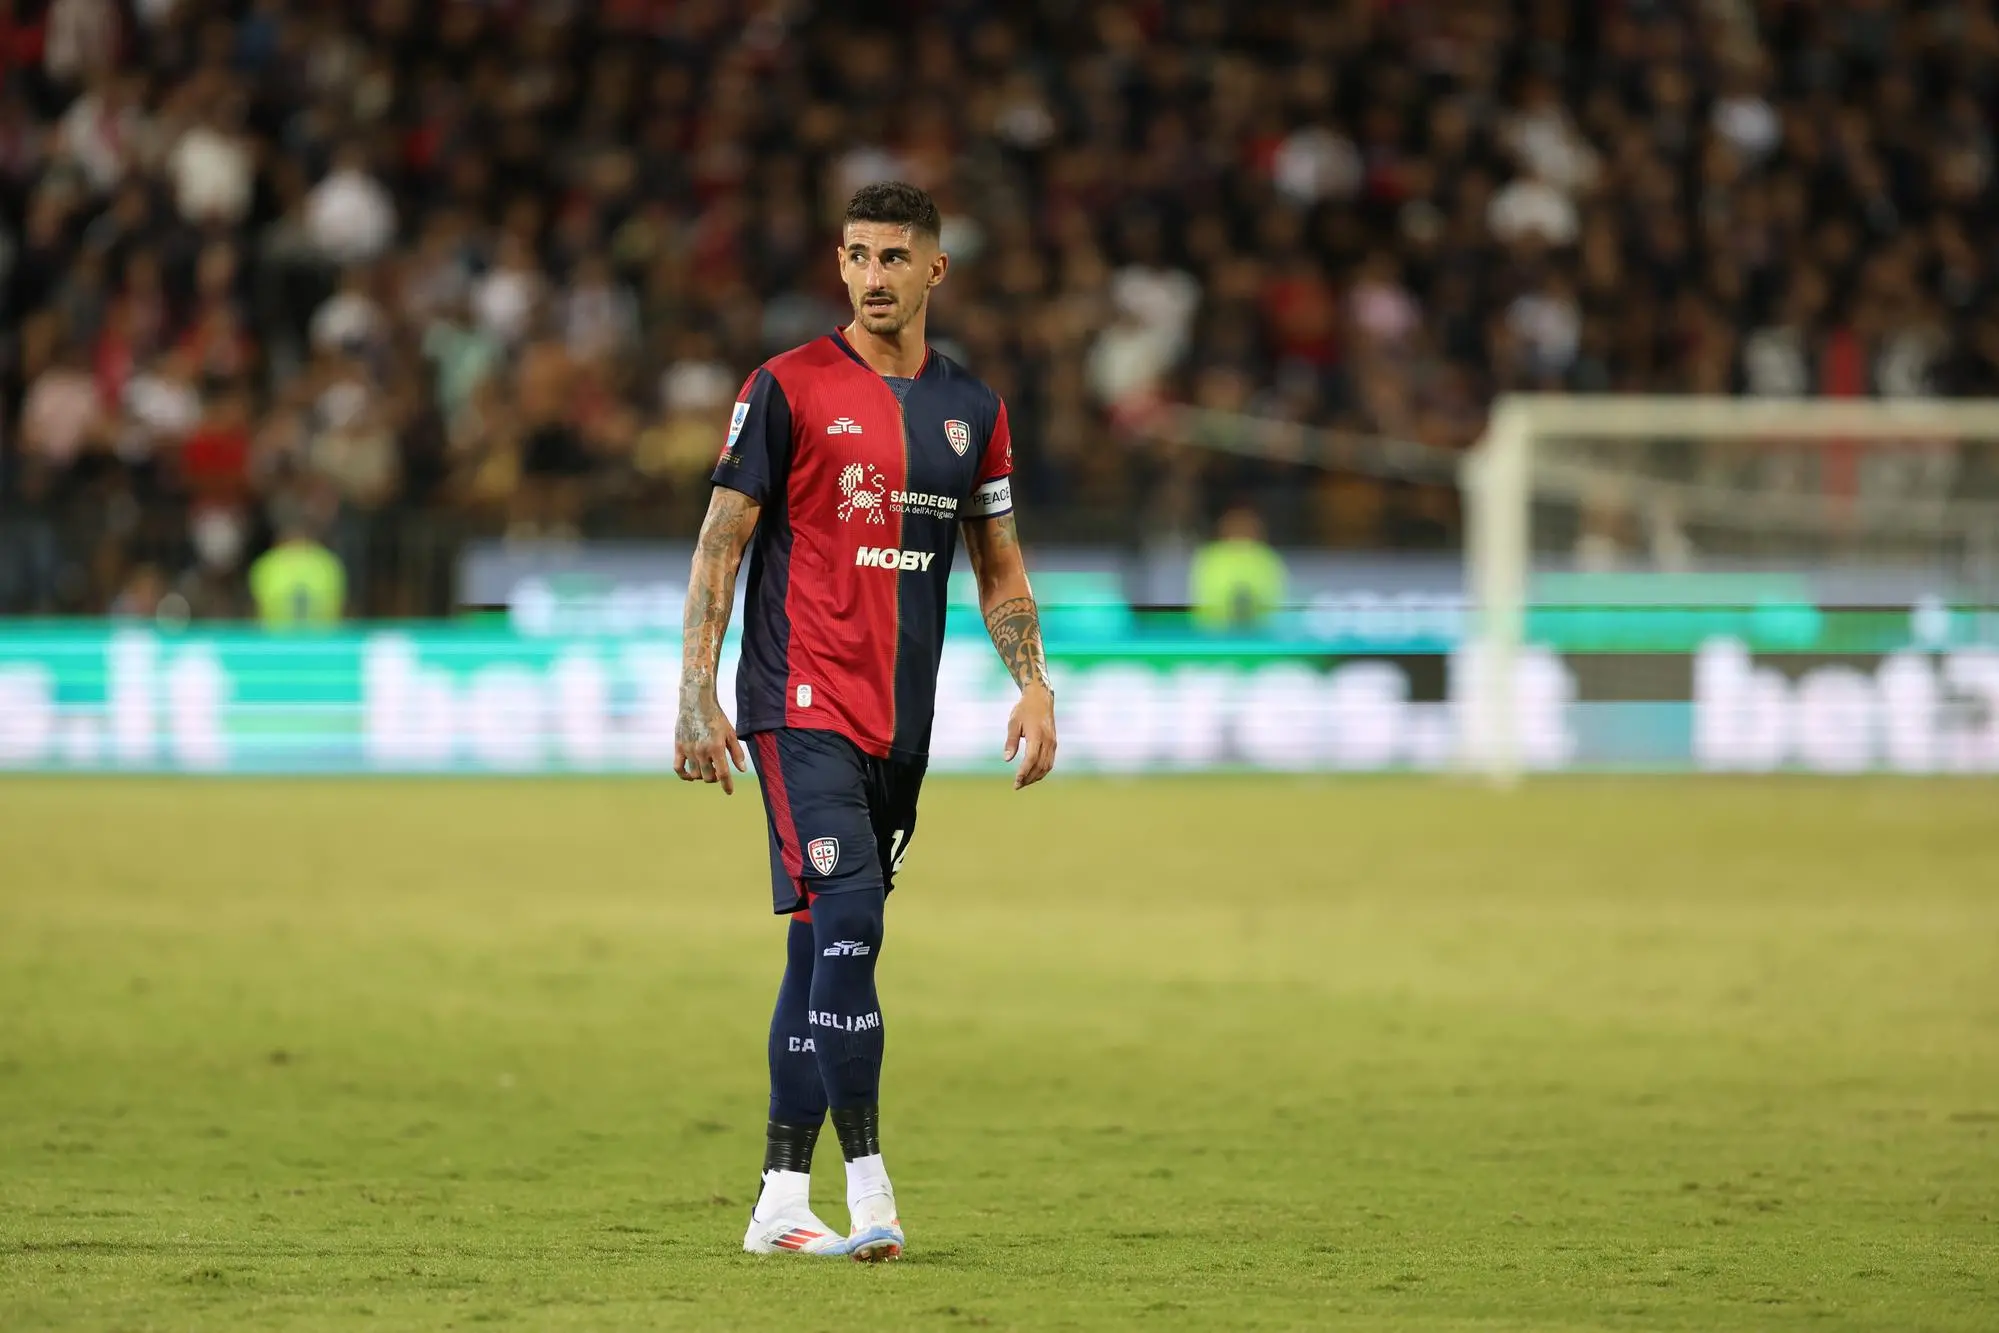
[856, 287, 925, 334]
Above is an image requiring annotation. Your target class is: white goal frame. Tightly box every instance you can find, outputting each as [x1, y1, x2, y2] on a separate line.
[1461, 395, 1999, 783]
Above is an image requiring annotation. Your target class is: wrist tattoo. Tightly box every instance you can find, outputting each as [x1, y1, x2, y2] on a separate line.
[984, 594, 1049, 691]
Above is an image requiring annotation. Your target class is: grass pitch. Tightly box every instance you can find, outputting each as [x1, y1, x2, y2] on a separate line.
[1, 776, 1995, 1332]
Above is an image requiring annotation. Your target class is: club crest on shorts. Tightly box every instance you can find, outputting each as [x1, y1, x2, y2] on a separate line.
[944, 419, 971, 456]
[807, 837, 840, 876]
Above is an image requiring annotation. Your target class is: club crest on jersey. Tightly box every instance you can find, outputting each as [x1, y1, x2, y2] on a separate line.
[807, 837, 840, 876]
[944, 419, 971, 456]
[837, 463, 888, 524]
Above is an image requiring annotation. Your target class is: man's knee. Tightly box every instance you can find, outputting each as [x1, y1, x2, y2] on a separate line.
[808, 886, 884, 956]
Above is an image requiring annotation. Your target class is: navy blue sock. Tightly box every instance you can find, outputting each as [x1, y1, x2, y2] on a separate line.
[806, 887, 886, 1113]
[766, 914, 829, 1129]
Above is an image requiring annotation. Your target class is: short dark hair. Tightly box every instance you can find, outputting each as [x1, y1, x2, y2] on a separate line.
[844, 181, 942, 240]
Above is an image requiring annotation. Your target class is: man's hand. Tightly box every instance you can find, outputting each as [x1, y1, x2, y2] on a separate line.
[1004, 681, 1057, 789]
[674, 694, 748, 794]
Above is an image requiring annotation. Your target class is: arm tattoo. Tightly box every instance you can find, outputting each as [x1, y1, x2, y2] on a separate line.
[678, 491, 755, 740]
[984, 512, 1021, 554]
[984, 594, 1049, 691]
[967, 513, 1047, 690]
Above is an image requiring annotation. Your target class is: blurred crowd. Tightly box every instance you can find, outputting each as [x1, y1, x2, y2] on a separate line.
[1, 0, 1997, 616]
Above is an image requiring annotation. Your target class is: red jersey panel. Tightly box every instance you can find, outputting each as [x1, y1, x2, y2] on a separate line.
[714, 331, 1014, 761]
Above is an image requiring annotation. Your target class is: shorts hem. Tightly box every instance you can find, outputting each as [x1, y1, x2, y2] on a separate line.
[774, 875, 887, 915]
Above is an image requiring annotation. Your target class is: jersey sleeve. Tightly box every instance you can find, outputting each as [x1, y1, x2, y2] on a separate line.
[711, 368, 793, 504]
[962, 396, 1014, 519]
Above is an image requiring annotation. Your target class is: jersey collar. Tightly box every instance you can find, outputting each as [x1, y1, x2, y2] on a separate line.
[830, 327, 933, 379]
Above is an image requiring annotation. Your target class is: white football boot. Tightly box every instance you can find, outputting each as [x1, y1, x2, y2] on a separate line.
[742, 1209, 846, 1255]
[844, 1190, 904, 1263]
[742, 1172, 845, 1256]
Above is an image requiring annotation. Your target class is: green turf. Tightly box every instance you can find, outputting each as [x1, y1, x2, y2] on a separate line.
[1, 776, 1995, 1332]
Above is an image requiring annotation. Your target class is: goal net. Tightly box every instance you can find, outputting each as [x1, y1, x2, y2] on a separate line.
[1461, 396, 1999, 780]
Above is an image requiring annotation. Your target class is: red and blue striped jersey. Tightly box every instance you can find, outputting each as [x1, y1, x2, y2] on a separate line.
[712, 331, 1014, 762]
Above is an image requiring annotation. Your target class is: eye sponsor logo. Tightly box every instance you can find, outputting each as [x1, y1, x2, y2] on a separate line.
[855, 547, 936, 571]
[826, 417, 864, 435]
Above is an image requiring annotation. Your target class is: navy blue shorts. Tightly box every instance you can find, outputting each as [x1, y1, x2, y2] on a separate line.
[750, 727, 927, 916]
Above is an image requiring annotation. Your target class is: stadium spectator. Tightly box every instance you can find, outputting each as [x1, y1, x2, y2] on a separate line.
[164, 93, 253, 226]
[248, 499, 344, 628]
[118, 345, 199, 477]
[310, 266, 389, 359]
[107, 559, 166, 620]
[43, 0, 117, 90]
[1190, 504, 1288, 632]
[19, 338, 104, 495]
[304, 143, 395, 267]
[179, 383, 253, 511]
[178, 502, 251, 620]
[52, 69, 143, 196]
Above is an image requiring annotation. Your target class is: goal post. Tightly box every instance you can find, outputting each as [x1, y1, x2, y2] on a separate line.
[1462, 395, 1999, 783]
